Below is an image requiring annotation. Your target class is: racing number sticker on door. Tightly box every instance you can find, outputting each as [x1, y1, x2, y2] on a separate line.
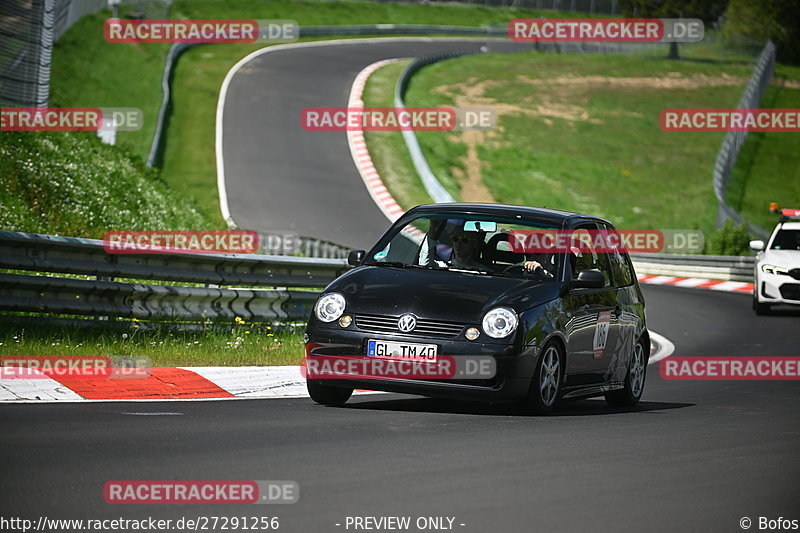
[593, 311, 611, 359]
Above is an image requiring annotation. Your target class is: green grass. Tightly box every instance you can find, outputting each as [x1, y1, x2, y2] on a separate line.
[361, 42, 799, 247]
[159, 0, 593, 222]
[0, 131, 218, 237]
[47, 2, 792, 240]
[0, 321, 306, 367]
[47, 0, 586, 219]
[174, 0, 590, 25]
[725, 66, 800, 230]
[361, 60, 439, 209]
[160, 44, 250, 226]
[374, 52, 765, 239]
[49, 11, 170, 161]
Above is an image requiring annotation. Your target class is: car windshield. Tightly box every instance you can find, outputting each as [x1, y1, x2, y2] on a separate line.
[770, 229, 800, 250]
[365, 214, 562, 280]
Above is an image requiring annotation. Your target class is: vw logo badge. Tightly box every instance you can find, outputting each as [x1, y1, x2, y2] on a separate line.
[397, 314, 416, 333]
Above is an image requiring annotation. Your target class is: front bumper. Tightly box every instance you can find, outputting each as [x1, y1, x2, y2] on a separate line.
[756, 271, 800, 305]
[305, 326, 537, 402]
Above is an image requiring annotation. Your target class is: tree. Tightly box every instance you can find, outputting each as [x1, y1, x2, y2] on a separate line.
[723, 0, 800, 64]
[620, 0, 730, 59]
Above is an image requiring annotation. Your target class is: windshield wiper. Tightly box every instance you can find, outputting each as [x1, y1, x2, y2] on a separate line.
[447, 267, 492, 275]
[367, 261, 452, 271]
[366, 261, 411, 268]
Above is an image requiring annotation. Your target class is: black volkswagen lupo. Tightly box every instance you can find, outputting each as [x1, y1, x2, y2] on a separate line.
[305, 203, 648, 413]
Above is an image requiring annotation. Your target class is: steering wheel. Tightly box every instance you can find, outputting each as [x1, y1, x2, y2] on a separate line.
[502, 264, 527, 274]
[502, 263, 549, 276]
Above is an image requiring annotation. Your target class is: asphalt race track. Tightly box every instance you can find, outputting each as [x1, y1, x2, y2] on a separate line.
[220, 38, 530, 249]
[2, 286, 799, 533]
[2, 38, 799, 533]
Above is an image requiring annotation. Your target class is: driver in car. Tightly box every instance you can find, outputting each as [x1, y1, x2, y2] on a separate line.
[448, 226, 553, 277]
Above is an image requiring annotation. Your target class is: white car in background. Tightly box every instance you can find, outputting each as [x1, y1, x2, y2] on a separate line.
[750, 209, 800, 315]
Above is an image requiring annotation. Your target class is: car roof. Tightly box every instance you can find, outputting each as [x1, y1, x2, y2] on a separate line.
[776, 221, 800, 231]
[406, 203, 612, 228]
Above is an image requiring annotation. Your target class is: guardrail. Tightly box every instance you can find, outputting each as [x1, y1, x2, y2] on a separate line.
[147, 42, 194, 167]
[712, 40, 775, 240]
[0, 231, 347, 322]
[0, 233, 757, 323]
[394, 51, 472, 204]
[630, 253, 754, 282]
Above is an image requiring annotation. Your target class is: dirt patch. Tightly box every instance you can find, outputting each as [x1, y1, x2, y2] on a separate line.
[433, 77, 600, 202]
[773, 78, 800, 89]
[514, 72, 748, 90]
[431, 72, 749, 203]
[450, 129, 494, 202]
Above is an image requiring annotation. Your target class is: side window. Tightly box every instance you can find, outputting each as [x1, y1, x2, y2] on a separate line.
[572, 225, 613, 288]
[603, 224, 634, 287]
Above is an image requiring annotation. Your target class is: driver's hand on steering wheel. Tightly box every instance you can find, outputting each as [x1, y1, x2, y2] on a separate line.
[523, 261, 552, 277]
[523, 261, 543, 272]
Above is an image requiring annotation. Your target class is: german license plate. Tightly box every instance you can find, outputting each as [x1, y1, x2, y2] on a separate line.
[367, 339, 437, 362]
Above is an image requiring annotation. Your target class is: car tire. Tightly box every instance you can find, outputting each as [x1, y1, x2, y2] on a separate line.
[523, 341, 563, 414]
[605, 340, 647, 407]
[753, 291, 771, 315]
[307, 379, 353, 407]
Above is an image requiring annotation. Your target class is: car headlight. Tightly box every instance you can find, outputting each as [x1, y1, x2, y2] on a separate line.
[481, 307, 518, 339]
[314, 292, 346, 322]
[761, 264, 789, 275]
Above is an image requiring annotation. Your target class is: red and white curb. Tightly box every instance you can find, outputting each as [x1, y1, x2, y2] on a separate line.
[0, 366, 379, 403]
[1, 335, 673, 402]
[347, 58, 408, 224]
[636, 274, 753, 294]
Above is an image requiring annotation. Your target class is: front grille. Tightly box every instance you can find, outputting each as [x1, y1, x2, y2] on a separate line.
[779, 283, 800, 301]
[355, 314, 466, 338]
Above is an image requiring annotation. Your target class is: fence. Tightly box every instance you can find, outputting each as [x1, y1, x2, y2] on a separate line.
[0, 0, 168, 108]
[0, 0, 53, 107]
[712, 40, 776, 240]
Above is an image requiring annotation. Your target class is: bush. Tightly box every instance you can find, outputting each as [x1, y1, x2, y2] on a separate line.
[704, 220, 754, 255]
[0, 132, 218, 237]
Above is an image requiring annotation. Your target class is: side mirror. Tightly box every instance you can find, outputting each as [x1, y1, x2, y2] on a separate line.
[347, 249, 365, 267]
[571, 269, 605, 289]
[749, 240, 765, 251]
